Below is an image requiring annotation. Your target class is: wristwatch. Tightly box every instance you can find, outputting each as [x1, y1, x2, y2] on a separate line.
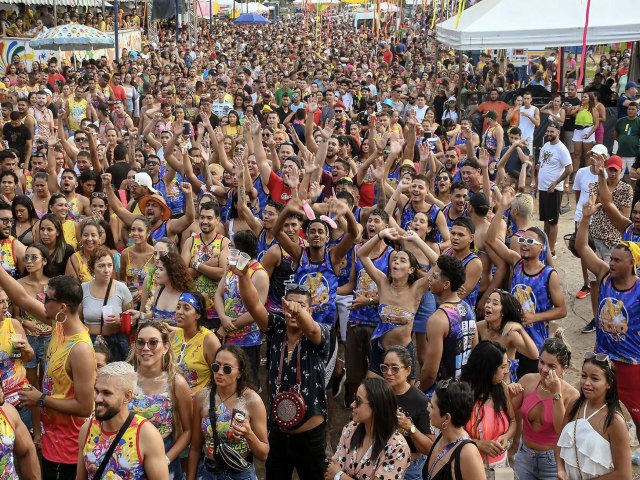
[553, 392, 562, 401]
[38, 393, 47, 408]
[334, 472, 344, 480]
[409, 424, 417, 435]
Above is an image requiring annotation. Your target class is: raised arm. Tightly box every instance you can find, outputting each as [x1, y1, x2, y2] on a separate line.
[237, 267, 269, 332]
[576, 193, 610, 280]
[357, 228, 398, 286]
[102, 172, 138, 226]
[485, 187, 521, 266]
[246, 114, 271, 185]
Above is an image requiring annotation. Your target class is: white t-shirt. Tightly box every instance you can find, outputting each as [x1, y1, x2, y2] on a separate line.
[572, 166, 600, 222]
[538, 140, 572, 191]
[519, 105, 537, 140]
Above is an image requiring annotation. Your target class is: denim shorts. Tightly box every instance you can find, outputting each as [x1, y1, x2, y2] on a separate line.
[24, 335, 51, 369]
[513, 442, 557, 480]
[404, 454, 427, 480]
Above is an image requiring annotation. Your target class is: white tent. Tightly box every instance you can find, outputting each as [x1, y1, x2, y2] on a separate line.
[436, 0, 640, 50]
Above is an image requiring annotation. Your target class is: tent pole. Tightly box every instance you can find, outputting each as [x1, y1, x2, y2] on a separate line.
[457, 48, 462, 116]
[558, 47, 564, 92]
[209, 0, 212, 31]
[114, 0, 119, 62]
[54, 0, 58, 27]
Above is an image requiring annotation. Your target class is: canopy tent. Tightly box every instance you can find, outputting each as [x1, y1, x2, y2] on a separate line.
[1, 0, 111, 4]
[436, 0, 640, 50]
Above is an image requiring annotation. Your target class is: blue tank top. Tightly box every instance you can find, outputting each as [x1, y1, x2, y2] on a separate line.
[266, 244, 299, 314]
[151, 221, 168, 243]
[254, 176, 270, 214]
[443, 203, 466, 231]
[438, 301, 477, 383]
[295, 247, 338, 326]
[444, 249, 480, 309]
[400, 202, 443, 242]
[156, 173, 185, 216]
[622, 225, 640, 243]
[349, 244, 393, 327]
[220, 190, 233, 223]
[510, 260, 555, 349]
[597, 274, 640, 364]
[257, 229, 277, 262]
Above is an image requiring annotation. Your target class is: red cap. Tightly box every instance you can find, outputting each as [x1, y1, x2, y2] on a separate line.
[334, 101, 346, 110]
[606, 155, 623, 171]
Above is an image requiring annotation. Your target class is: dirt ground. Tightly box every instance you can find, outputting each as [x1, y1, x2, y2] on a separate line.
[253, 201, 640, 478]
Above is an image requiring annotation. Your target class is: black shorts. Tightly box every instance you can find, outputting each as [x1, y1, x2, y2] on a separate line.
[539, 190, 562, 225]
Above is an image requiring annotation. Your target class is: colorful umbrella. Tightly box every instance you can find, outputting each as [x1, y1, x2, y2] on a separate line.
[29, 23, 114, 51]
[233, 12, 269, 24]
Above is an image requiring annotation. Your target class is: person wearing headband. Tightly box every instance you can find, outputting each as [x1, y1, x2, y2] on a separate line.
[575, 192, 640, 442]
[171, 291, 220, 395]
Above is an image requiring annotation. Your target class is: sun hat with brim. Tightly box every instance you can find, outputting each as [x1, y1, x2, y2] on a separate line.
[138, 194, 172, 222]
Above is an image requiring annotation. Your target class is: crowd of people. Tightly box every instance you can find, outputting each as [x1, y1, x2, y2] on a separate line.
[0, 4, 638, 480]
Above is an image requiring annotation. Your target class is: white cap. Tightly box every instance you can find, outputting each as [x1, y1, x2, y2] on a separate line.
[133, 172, 158, 193]
[589, 144, 609, 156]
[547, 56, 556, 62]
[446, 96, 457, 103]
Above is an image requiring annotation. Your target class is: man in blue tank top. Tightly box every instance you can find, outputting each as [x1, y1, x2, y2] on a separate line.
[576, 189, 640, 438]
[485, 187, 567, 377]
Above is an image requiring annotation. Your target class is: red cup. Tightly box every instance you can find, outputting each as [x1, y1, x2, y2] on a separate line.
[120, 312, 132, 334]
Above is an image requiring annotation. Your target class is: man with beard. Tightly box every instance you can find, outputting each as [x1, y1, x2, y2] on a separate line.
[485, 187, 566, 377]
[181, 201, 229, 328]
[0, 203, 25, 277]
[533, 121, 573, 257]
[29, 90, 55, 146]
[442, 181, 468, 230]
[45, 139, 91, 221]
[0, 274, 95, 480]
[102, 172, 195, 244]
[76, 362, 167, 480]
[444, 217, 482, 309]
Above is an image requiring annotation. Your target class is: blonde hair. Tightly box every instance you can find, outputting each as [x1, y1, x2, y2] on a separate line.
[98, 361, 137, 392]
[511, 193, 534, 218]
[127, 321, 182, 439]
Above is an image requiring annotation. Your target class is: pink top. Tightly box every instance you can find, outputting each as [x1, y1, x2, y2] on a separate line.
[521, 383, 558, 446]
[465, 401, 510, 465]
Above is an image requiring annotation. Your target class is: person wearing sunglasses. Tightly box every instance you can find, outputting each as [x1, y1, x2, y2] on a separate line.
[0, 202, 26, 279]
[0, 271, 95, 479]
[189, 345, 269, 480]
[128, 321, 193, 478]
[509, 334, 579, 480]
[485, 187, 567, 378]
[380, 347, 432, 479]
[327, 377, 410, 480]
[238, 275, 331, 480]
[557, 352, 630, 479]
[576, 190, 640, 450]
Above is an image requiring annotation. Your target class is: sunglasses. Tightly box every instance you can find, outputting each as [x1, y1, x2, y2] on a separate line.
[44, 293, 63, 304]
[23, 254, 42, 263]
[211, 362, 238, 375]
[334, 110, 344, 114]
[353, 394, 369, 407]
[584, 351, 610, 363]
[0, 217, 13, 225]
[135, 338, 162, 351]
[92, 192, 107, 199]
[516, 236, 542, 246]
[176, 342, 186, 363]
[285, 283, 310, 294]
[147, 161, 160, 167]
[75, 137, 88, 142]
[380, 364, 402, 375]
[437, 175, 450, 181]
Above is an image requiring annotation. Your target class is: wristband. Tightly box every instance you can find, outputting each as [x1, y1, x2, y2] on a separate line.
[334, 472, 344, 480]
[377, 232, 382, 240]
[166, 455, 171, 465]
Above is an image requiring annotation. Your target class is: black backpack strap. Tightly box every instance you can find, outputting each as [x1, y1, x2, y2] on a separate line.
[92, 412, 135, 480]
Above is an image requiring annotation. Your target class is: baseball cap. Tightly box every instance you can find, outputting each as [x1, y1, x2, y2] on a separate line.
[605, 155, 623, 171]
[133, 172, 158, 193]
[446, 96, 457, 104]
[589, 144, 609, 156]
[547, 120, 561, 130]
[547, 56, 556, 62]
[334, 101, 346, 110]
[626, 81, 638, 90]
[382, 98, 394, 107]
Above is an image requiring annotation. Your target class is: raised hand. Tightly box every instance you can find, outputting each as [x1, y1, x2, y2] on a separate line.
[582, 192, 601, 218]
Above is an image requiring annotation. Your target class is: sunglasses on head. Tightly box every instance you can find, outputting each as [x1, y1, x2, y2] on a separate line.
[584, 351, 610, 363]
[516, 236, 542, 246]
[285, 283, 310, 294]
[211, 362, 238, 375]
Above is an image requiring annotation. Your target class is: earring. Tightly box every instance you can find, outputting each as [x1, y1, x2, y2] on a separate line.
[441, 419, 449, 430]
[54, 310, 68, 324]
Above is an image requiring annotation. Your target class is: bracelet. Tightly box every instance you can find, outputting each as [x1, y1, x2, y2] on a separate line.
[165, 455, 171, 465]
[377, 232, 382, 240]
[334, 472, 344, 480]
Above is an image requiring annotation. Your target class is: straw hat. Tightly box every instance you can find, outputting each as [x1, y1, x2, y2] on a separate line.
[138, 194, 172, 222]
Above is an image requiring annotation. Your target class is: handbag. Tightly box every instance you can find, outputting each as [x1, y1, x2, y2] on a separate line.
[206, 391, 251, 472]
[92, 412, 134, 480]
[271, 336, 306, 430]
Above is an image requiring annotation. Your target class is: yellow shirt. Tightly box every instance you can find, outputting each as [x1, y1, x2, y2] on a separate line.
[172, 326, 213, 394]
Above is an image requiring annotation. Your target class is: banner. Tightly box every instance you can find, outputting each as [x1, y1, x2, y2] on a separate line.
[0, 29, 142, 74]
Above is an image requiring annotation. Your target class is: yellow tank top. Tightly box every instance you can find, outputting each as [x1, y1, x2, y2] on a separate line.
[0, 237, 18, 279]
[190, 234, 224, 319]
[575, 108, 594, 127]
[41, 325, 95, 464]
[172, 326, 213, 394]
[83, 414, 147, 479]
[71, 251, 92, 282]
[63, 219, 78, 250]
[68, 98, 88, 131]
[0, 407, 18, 479]
[0, 318, 28, 406]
